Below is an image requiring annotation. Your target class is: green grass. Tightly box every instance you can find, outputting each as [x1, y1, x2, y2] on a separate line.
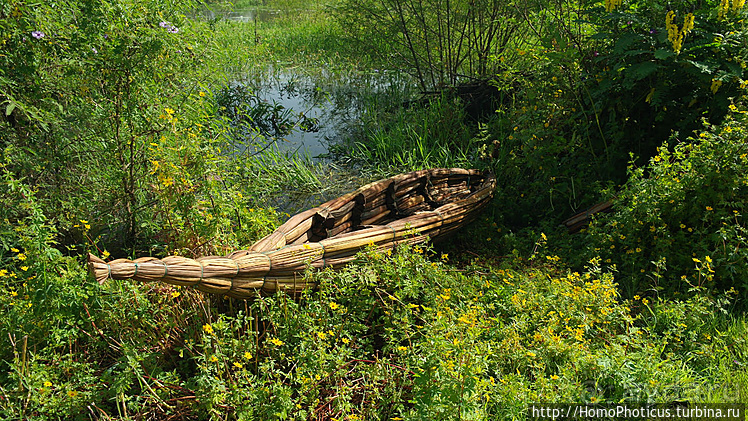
[333, 94, 482, 174]
[3, 0, 748, 419]
[1, 239, 745, 419]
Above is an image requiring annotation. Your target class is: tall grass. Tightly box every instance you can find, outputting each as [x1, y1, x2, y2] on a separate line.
[335, 93, 482, 175]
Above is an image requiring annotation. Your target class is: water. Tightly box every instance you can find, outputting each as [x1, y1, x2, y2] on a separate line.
[217, 66, 416, 215]
[196, 7, 282, 23]
[237, 66, 415, 159]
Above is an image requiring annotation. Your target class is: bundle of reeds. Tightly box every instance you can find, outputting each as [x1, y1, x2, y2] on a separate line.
[88, 168, 495, 298]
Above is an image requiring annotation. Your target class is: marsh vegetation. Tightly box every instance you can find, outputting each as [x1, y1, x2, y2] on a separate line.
[1, 0, 747, 419]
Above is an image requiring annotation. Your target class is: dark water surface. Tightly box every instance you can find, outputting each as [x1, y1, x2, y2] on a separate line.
[241, 65, 414, 158]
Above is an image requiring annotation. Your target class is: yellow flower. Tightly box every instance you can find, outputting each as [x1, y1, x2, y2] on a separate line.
[550, 375, 559, 380]
[634, 295, 640, 300]
[317, 331, 327, 340]
[210, 355, 218, 363]
[642, 298, 650, 306]
[341, 337, 350, 344]
[244, 352, 253, 360]
[102, 250, 110, 259]
[67, 390, 78, 398]
[17, 253, 26, 261]
[202, 324, 214, 335]
[269, 338, 284, 346]
[233, 361, 243, 369]
[706, 206, 714, 211]
[441, 253, 449, 261]
[397, 345, 407, 352]
[705, 256, 713, 263]
[10, 248, 19, 253]
[10, 290, 17, 297]
[645, 88, 656, 103]
[43, 381, 52, 387]
[329, 302, 339, 310]
[20, 266, 28, 271]
[526, 351, 536, 357]
[199, 91, 206, 97]
[171, 291, 180, 298]
[605, 0, 622, 12]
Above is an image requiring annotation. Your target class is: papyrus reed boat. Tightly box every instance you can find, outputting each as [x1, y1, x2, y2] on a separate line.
[88, 168, 496, 299]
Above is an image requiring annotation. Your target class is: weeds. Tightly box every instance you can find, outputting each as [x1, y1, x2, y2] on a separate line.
[2, 0, 748, 419]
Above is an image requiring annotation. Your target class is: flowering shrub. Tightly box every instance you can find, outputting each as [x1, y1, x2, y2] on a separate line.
[580, 0, 747, 178]
[582, 111, 748, 298]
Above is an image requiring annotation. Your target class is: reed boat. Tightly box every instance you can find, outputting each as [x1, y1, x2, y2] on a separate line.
[88, 168, 496, 299]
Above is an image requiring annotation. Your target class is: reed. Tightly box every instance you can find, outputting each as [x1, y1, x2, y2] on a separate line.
[89, 168, 495, 298]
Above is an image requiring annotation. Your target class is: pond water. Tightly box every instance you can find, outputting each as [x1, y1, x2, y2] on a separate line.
[235, 65, 415, 159]
[221, 66, 416, 214]
[200, 6, 418, 213]
[196, 6, 282, 23]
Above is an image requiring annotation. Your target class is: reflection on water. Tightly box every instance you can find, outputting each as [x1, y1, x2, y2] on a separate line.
[196, 5, 418, 212]
[223, 66, 416, 215]
[236, 66, 415, 158]
[197, 7, 282, 23]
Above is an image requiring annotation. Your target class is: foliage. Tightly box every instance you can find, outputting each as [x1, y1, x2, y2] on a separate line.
[0, 0, 323, 256]
[580, 112, 748, 300]
[1, 0, 210, 250]
[578, 0, 748, 178]
[335, 93, 480, 174]
[333, 0, 543, 90]
[2, 0, 748, 419]
[468, 0, 748, 230]
[2, 230, 745, 419]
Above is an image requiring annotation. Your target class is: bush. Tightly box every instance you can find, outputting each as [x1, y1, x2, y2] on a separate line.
[580, 0, 748, 178]
[482, 0, 748, 229]
[581, 111, 748, 300]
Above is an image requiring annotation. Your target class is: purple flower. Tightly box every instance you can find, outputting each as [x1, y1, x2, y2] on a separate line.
[649, 29, 656, 34]
[160, 21, 179, 33]
[91, 47, 98, 54]
[31, 31, 45, 39]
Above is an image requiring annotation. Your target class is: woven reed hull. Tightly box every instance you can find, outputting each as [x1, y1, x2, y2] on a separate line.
[88, 168, 496, 298]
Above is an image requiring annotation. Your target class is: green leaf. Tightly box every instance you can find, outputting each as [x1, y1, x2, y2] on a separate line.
[654, 49, 675, 60]
[627, 61, 659, 81]
[5, 102, 15, 116]
[613, 33, 643, 55]
[686, 60, 715, 74]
